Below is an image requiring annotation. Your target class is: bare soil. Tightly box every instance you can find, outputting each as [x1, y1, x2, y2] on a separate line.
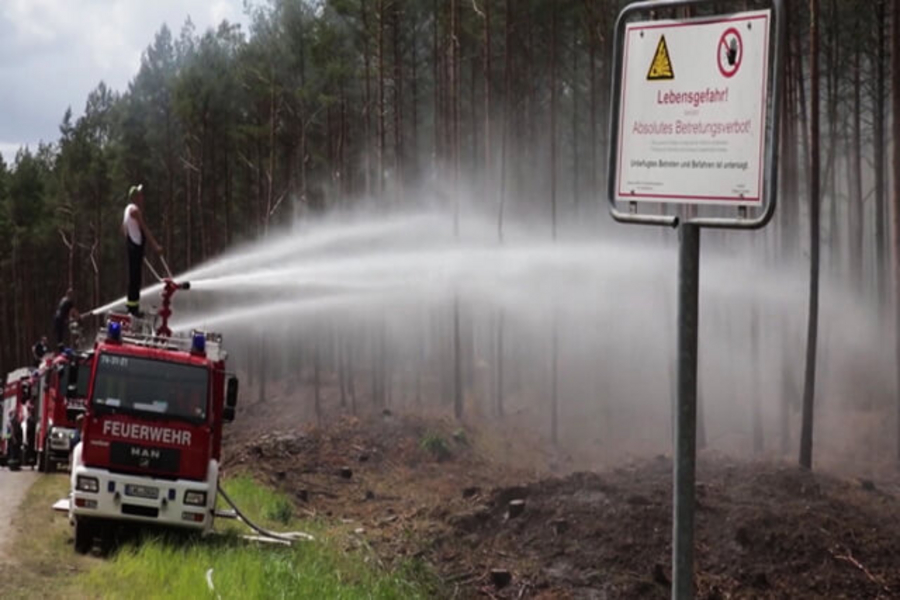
[223, 402, 900, 599]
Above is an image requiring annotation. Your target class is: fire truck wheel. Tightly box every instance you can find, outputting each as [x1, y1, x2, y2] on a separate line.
[74, 518, 95, 554]
[41, 440, 56, 473]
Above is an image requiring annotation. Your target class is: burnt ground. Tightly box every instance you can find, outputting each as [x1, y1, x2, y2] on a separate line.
[223, 405, 900, 599]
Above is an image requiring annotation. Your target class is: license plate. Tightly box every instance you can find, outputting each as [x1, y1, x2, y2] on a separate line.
[125, 484, 159, 500]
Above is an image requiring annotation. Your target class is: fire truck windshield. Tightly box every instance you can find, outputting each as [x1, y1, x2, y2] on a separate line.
[91, 353, 208, 423]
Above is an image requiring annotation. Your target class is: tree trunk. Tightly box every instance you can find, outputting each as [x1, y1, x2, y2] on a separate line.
[483, 0, 492, 190]
[892, 0, 900, 462]
[392, 0, 403, 200]
[363, 1, 373, 197]
[432, 0, 440, 169]
[587, 1, 597, 201]
[378, 0, 386, 199]
[571, 29, 579, 214]
[453, 298, 463, 419]
[550, 312, 559, 446]
[266, 75, 276, 235]
[751, 306, 763, 454]
[314, 345, 321, 425]
[410, 24, 419, 181]
[496, 310, 504, 417]
[549, 0, 559, 447]
[550, 1, 558, 239]
[799, 0, 821, 471]
[497, 0, 511, 240]
[347, 338, 357, 415]
[850, 37, 863, 289]
[338, 332, 347, 410]
[874, 0, 887, 305]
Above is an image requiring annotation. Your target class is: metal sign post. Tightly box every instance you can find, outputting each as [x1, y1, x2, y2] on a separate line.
[606, 2, 784, 598]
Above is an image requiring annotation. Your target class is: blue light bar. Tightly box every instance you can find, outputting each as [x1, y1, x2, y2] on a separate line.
[191, 332, 206, 354]
[108, 321, 122, 342]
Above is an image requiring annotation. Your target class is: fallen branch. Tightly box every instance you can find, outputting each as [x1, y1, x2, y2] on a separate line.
[830, 547, 891, 595]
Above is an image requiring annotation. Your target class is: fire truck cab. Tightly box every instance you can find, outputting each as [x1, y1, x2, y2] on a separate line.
[34, 351, 90, 472]
[1, 367, 34, 471]
[68, 313, 238, 553]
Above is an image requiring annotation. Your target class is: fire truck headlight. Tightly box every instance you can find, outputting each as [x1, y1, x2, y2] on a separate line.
[184, 491, 207, 506]
[76, 476, 99, 493]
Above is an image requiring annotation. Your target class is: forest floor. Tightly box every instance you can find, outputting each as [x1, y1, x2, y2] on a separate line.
[224, 399, 900, 599]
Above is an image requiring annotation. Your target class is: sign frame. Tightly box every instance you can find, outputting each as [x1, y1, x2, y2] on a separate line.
[606, 0, 785, 230]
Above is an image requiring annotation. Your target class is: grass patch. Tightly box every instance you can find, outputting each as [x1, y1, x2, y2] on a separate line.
[1, 473, 439, 599]
[0, 474, 91, 599]
[78, 534, 435, 600]
[420, 432, 452, 461]
[218, 475, 296, 527]
[75, 474, 438, 599]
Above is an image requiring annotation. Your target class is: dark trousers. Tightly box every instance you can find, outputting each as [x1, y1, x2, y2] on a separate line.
[54, 317, 65, 345]
[127, 237, 144, 314]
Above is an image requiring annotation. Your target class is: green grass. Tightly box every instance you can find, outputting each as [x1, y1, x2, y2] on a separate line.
[0, 474, 91, 599]
[419, 432, 452, 461]
[75, 474, 439, 599]
[218, 475, 296, 526]
[1, 473, 439, 600]
[78, 536, 435, 599]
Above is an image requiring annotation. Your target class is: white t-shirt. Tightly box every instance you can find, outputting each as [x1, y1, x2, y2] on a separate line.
[123, 203, 142, 245]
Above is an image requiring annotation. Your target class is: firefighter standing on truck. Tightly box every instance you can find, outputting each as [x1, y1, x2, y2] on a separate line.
[122, 184, 163, 316]
[32, 335, 48, 366]
[53, 288, 80, 347]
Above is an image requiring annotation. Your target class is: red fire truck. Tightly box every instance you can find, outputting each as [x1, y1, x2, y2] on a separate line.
[1, 367, 34, 471]
[68, 280, 238, 553]
[33, 351, 90, 472]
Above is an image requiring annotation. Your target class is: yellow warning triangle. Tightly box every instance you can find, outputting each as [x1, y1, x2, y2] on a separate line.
[647, 35, 674, 80]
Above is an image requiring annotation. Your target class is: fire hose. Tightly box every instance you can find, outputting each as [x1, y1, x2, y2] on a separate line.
[216, 483, 315, 545]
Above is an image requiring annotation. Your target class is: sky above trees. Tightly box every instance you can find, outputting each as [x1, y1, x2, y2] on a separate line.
[0, 0, 248, 163]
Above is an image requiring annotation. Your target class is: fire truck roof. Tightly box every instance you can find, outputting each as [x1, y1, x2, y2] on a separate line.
[96, 313, 227, 362]
[5, 367, 33, 385]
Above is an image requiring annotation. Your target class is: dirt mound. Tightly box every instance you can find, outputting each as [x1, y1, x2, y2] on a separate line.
[225, 414, 900, 599]
[437, 457, 900, 598]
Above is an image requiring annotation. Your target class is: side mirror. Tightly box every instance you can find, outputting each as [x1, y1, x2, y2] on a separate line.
[223, 376, 239, 423]
[66, 365, 79, 399]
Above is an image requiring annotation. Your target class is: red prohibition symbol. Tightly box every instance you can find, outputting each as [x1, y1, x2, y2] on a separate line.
[717, 27, 743, 78]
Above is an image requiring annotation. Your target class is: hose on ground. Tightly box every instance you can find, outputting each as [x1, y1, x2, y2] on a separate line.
[216, 483, 315, 545]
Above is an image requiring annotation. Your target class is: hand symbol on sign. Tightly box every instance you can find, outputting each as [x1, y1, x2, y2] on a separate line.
[726, 38, 738, 66]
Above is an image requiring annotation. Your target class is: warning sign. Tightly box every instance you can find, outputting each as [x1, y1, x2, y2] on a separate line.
[615, 10, 771, 206]
[647, 36, 674, 80]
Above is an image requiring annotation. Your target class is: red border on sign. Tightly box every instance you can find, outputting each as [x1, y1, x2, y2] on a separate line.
[717, 27, 743, 78]
[616, 12, 770, 204]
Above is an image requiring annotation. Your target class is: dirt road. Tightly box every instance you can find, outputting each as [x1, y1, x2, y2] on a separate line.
[0, 470, 38, 563]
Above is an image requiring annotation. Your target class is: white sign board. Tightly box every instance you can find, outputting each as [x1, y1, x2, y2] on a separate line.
[616, 10, 771, 205]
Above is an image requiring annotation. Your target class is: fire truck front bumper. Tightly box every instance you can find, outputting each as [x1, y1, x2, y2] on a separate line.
[70, 463, 217, 531]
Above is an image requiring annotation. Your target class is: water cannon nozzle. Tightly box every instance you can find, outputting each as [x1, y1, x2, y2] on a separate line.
[179, 281, 191, 291]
